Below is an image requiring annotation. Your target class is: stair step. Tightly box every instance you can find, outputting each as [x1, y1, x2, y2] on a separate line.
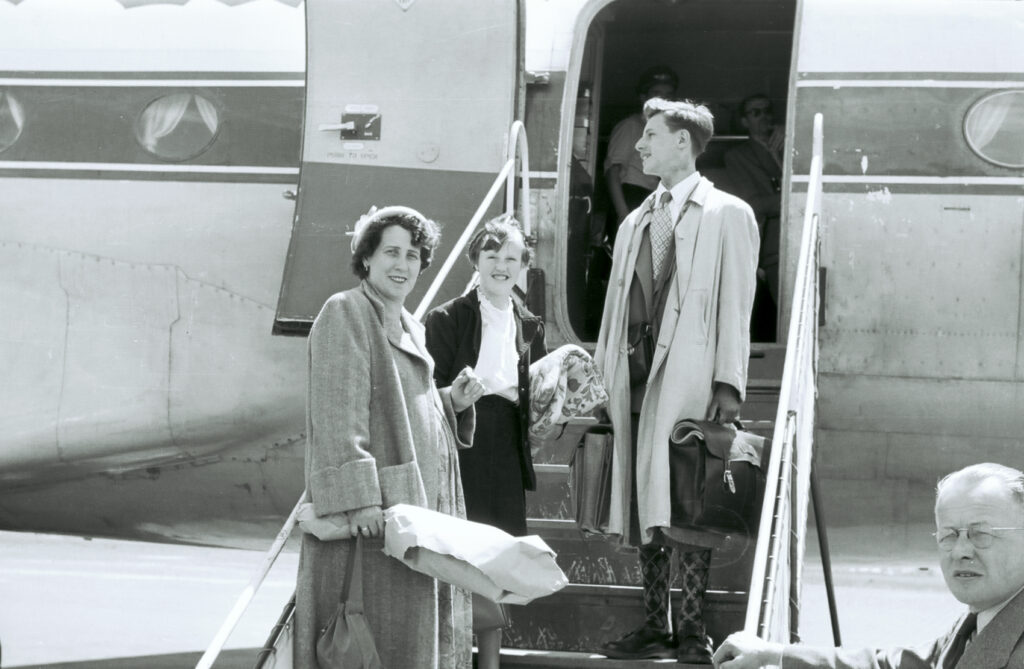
[503, 584, 746, 653]
[527, 465, 573, 520]
[523, 519, 757, 591]
[487, 647, 709, 668]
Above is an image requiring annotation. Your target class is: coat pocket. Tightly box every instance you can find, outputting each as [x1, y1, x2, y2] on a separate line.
[679, 289, 710, 343]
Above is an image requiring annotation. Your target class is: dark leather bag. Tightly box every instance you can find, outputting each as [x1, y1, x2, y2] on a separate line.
[668, 419, 769, 536]
[626, 322, 655, 387]
[316, 534, 382, 669]
[569, 426, 614, 535]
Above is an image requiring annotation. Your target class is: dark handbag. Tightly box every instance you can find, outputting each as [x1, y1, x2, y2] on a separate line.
[472, 593, 510, 631]
[668, 419, 768, 536]
[316, 534, 382, 669]
[626, 322, 655, 387]
[569, 426, 614, 534]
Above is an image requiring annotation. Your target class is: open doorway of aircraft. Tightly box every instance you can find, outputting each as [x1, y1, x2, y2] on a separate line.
[1, 0, 1023, 662]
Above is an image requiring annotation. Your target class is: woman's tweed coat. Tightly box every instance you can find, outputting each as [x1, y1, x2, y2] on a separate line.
[293, 282, 475, 669]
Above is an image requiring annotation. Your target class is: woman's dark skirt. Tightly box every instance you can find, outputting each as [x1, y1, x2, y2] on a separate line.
[459, 394, 527, 537]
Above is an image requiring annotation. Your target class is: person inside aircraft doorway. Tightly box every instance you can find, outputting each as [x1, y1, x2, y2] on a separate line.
[594, 98, 759, 663]
[604, 65, 679, 227]
[725, 93, 783, 335]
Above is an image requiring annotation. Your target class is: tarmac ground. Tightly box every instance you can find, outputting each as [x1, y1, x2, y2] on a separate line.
[0, 525, 960, 668]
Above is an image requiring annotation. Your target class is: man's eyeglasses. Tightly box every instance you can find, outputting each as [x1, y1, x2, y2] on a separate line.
[933, 524, 1024, 550]
[744, 106, 773, 118]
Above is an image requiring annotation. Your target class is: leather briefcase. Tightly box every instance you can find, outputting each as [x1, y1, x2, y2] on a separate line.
[569, 426, 614, 535]
[668, 419, 769, 536]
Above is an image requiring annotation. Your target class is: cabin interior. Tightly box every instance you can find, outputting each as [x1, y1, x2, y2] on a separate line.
[564, 0, 797, 343]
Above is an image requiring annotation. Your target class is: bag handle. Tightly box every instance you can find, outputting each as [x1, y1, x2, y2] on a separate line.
[340, 534, 365, 613]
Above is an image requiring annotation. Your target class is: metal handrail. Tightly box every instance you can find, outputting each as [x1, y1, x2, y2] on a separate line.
[413, 157, 516, 320]
[743, 113, 824, 640]
[414, 121, 533, 320]
[195, 491, 307, 669]
[506, 120, 532, 237]
[198, 122, 533, 668]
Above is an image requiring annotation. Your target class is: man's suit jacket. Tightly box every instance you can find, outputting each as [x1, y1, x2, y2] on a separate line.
[779, 588, 1024, 668]
[723, 138, 782, 227]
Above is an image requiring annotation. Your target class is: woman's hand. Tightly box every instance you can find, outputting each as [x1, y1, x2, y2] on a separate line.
[348, 505, 384, 538]
[450, 366, 486, 412]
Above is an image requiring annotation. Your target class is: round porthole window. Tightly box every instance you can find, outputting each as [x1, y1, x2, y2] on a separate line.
[0, 90, 26, 154]
[964, 89, 1024, 169]
[135, 92, 220, 161]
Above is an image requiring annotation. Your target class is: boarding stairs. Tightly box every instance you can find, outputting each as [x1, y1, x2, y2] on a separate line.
[494, 365, 781, 668]
[196, 116, 830, 669]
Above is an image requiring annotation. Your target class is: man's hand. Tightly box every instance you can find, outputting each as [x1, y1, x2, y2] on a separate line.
[348, 505, 384, 538]
[707, 382, 742, 424]
[450, 366, 486, 413]
[713, 631, 783, 668]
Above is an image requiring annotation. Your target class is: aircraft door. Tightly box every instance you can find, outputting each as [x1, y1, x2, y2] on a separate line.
[274, 0, 522, 334]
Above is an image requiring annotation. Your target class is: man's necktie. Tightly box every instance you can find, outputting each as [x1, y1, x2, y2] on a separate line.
[944, 612, 977, 668]
[650, 190, 674, 280]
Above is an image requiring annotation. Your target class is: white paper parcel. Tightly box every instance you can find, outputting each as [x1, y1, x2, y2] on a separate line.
[383, 504, 568, 605]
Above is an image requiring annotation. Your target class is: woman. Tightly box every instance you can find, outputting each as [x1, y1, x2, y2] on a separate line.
[424, 214, 545, 538]
[294, 206, 486, 669]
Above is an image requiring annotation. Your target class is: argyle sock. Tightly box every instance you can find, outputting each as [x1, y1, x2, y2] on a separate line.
[639, 544, 673, 633]
[677, 549, 712, 628]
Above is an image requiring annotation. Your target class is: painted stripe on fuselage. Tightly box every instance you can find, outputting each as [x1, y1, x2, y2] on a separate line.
[0, 70, 304, 80]
[793, 175, 1024, 185]
[0, 78, 304, 87]
[798, 79, 1024, 89]
[790, 178, 1024, 195]
[799, 72, 1024, 82]
[0, 161, 300, 174]
[0, 162, 299, 183]
[790, 83, 1022, 177]
[0, 84, 302, 167]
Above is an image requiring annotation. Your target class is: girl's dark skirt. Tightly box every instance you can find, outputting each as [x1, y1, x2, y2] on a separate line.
[459, 394, 527, 537]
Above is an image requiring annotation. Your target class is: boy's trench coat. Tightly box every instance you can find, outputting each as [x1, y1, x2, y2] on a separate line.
[294, 283, 475, 668]
[594, 176, 759, 545]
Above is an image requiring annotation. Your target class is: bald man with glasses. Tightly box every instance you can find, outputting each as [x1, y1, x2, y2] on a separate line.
[714, 462, 1024, 668]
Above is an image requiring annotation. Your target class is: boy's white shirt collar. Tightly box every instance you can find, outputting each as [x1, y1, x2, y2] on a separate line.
[653, 170, 701, 223]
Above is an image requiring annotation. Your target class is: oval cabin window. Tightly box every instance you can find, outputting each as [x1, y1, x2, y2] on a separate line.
[0, 90, 26, 153]
[964, 90, 1024, 169]
[135, 92, 220, 161]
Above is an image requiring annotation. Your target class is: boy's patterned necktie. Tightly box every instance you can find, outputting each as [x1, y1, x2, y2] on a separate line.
[650, 190, 674, 279]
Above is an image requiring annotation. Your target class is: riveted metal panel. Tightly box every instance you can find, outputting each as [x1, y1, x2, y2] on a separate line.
[817, 192, 1021, 379]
